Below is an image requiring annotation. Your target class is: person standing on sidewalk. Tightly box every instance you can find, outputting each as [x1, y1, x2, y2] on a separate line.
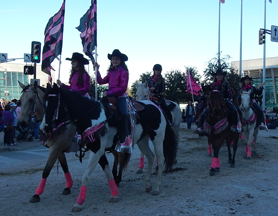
[9, 102, 17, 145]
[2, 104, 14, 146]
[185, 101, 195, 129]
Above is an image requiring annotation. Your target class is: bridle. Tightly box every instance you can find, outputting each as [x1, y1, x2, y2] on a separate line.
[23, 88, 44, 123]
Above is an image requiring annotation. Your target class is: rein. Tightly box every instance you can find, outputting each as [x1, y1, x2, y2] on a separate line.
[24, 88, 44, 123]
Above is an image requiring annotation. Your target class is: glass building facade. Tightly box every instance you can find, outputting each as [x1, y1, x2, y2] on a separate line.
[0, 71, 29, 100]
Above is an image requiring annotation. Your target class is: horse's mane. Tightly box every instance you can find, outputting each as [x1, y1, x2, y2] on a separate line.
[21, 84, 46, 93]
[209, 91, 222, 109]
[49, 86, 102, 123]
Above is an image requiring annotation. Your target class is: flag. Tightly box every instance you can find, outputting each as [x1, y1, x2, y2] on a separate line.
[269, 0, 272, 3]
[220, 0, 225, 3]
[187, 71, 201, 95]
[76, 0, 97, 61]
[41, 0, 65, 76]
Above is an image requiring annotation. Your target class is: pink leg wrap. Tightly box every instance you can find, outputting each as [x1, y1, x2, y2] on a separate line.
[108, 179, 118, 197]
[64, 172, 73, 188]
[35, 178, 47, 195]
[216, 158, 221, 168]
[208, 145, 212, 154]
[240, 134, 244, 139]
[76, 185, 87, 205]
[247, 146, 251, 157]
[210, 158, 218, 169]
[139, 157, 144, 169]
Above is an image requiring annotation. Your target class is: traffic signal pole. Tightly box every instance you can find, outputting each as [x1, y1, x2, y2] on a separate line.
[263, 0, 266, 110]
[34, 63, 36, 79]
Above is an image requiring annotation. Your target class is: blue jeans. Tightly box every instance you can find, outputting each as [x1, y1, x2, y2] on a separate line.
[34, 122, 40, 138]
[186, 115, 193, 129]
[117, 97, 127, 115]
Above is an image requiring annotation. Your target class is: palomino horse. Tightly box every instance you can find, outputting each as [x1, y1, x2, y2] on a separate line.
[240, 90, 259, 159]
[40, 84, 177, 212]
[205, 90, 239, 176]
[135, 82, 182, 173]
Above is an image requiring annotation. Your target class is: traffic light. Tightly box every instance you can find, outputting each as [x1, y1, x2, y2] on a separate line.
[31, 41, 41, 63]
[259, 29, 265, 45]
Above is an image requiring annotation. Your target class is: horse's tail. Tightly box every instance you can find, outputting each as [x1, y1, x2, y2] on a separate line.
[163, 121, 178, 170]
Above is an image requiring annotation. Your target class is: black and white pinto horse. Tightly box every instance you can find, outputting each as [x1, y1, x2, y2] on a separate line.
[39, 84, 177, 212]
[135, 82, 182, 173]
[240, 90, 259, 159]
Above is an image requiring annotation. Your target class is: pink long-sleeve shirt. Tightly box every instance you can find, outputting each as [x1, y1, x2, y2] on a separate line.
[61, 71, 90, 96]
[97, 66, 129, 97]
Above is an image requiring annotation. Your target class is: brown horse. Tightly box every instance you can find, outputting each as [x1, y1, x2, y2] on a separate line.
[205, 90, 239, 176]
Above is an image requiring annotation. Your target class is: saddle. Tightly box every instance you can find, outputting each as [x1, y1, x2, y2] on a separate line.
[107, 96, 145, 114]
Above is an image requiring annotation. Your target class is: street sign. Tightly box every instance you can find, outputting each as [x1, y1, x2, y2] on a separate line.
[0, 53, 8, 63]
[24, 53, 31, 63]
[30, 79, 40, 85]
[24, 65, 34, 75]
[271, 25, 278, 42]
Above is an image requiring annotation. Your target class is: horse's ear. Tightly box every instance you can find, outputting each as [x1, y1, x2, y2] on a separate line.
[144, 81, 148, 88]
[18, 81, 26, 89]
[47, 83, 52, 90]
[240, 89, 243, 94]
[135, 81, 138, 88]
[53, 83, 58, 90]
[247, 89, 252, 95]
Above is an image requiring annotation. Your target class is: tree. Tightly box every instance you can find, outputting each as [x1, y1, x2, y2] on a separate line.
[89, 79, 108, 100]
[164, 70, 188, 104]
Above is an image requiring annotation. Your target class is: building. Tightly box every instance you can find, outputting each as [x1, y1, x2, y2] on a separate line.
[0, 62, 50, 101]
[231, 57, 278, 109]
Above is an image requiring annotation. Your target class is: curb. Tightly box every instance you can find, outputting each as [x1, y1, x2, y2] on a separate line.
[0, 141, 43, 152]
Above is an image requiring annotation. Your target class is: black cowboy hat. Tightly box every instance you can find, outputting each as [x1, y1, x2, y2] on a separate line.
[240, 75, 253, 82]
[66, 52, 89, 65]
[211, 68, 227, 77]
[107, 49, 128, 61]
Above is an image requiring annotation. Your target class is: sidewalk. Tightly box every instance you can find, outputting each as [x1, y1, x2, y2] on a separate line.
[0, 132, 42, 152]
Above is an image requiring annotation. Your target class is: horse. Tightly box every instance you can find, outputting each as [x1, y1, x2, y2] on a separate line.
[18, 81, 82, 201]
[239, 90, 259, 159]
[39, 83, 177, 212]
[135, 82, 182, 173]
[205, 90, 239, 176]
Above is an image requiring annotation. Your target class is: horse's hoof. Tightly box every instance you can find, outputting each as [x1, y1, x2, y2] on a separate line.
[146, 186, 152, 193]
[30, 194, 40, 203]
[209, 169, 215, 176]
[62, 188, 71, 195]
[71, 207, 82, 212]
[136, 169, 143, 174]
[109, 197, 118, 203]
[208, 153, 212, 157]
[152, 191, 159, 195]
[215, 168, 220, 172]
[245, 156, 252, 160]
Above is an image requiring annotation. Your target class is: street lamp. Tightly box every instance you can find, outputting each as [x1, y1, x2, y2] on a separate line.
[0, 66, 8, 101]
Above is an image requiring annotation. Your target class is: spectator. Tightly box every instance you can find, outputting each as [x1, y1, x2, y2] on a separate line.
[2, 104, 14, 146]
[16, 100, 21, 119]
[9, 102, 17, 145]
[185, 101, 195, 129]
[182, 109, 186, 122]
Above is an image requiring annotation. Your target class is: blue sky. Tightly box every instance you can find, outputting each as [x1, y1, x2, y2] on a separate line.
[0, 0, 277, 86]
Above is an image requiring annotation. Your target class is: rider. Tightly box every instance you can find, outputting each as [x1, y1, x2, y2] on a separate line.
[148, 64, 172, 124]
[197, 68, 241, 134]
[94, 49, 131, 152]
[57, 52, 91, 98]
[238, 75, 266, 130]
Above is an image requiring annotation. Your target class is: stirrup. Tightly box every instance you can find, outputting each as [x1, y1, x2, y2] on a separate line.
[259, 123, 266, 130]
[197, 127, 204, 134]
[230, 125, 237, 133]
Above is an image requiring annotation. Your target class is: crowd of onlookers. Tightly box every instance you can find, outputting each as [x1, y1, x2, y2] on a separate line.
[0, 98, 40, 146]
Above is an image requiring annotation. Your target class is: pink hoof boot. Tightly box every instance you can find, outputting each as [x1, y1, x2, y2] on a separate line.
[108, 179, 118, 197]
[76, 185, 87, 205]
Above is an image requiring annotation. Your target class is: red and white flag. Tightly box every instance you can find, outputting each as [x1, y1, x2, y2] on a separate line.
[220, 0, 225, 4]
[187, 71, 201, 96]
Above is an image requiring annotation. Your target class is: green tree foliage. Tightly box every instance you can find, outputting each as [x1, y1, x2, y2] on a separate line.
[89, 79, 108, 100]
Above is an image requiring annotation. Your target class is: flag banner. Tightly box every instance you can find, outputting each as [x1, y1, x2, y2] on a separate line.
[76, 0, 97, 61]
[41, 0, 65, 76]
[269, 0, 272, 3]
[187, 71, 201, 95]
[220, 0, 225, 4]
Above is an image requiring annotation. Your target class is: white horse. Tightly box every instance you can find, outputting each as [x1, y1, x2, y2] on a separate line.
[39, 84, 177, 212]
[240, 90, 259, 159]
[135, 82, 182, 173]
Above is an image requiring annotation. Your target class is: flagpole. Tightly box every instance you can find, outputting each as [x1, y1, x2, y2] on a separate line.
[218, 0, 221, 66]
[94, 46, 98, 100]
[58, 55, 62, 80]
[262, 0, 266, 110]
[239, 0, 243, 78]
